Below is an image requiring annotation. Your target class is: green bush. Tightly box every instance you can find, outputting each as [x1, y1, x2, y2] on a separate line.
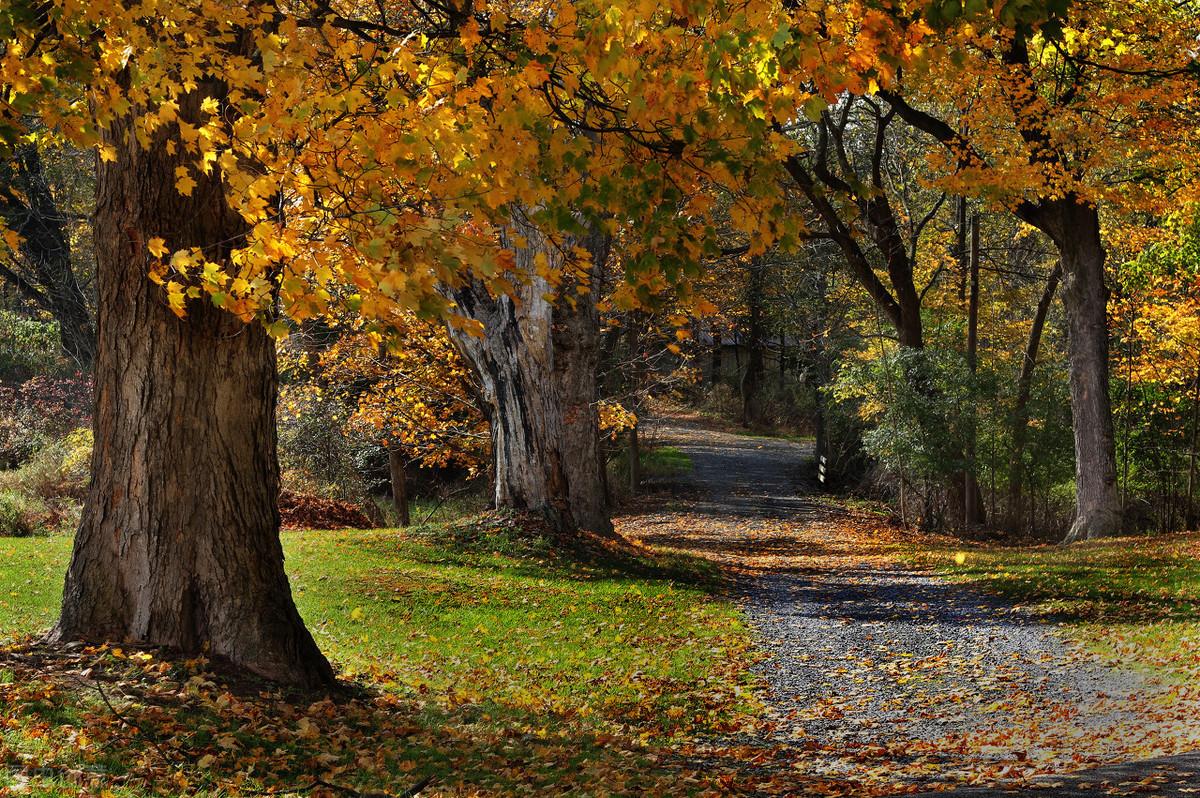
[0, 311, 70, 383]
[0, 427, 92, 503]
[0, 490, 48, 537]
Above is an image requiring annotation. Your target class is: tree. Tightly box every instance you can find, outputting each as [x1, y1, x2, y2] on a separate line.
[876, 0, 1199, 539]
[5, 0, 1079, 682]
[778, 96, 985, 526]
[1, 0, 714, 682]
[1008, 260, 1061, 526]
[1110, 212, 1200, 532]
[281, 313, 487, 525]
[0, 142, 95, 366]
[740, 257, 768, 426]
[48, 67, 334, 685]
[448, 221, 613, 535]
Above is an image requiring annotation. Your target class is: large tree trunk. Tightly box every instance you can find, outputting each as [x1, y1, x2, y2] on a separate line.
[48, 87, 333, 687]
[0, 143, 96, 367]
[1008, 261, 1061, 528]
[448, 224, 611, 536]
[1042, 202, 1122, 541]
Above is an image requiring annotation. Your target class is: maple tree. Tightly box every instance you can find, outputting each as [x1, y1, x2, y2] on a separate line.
[0, 0, 872, 682]
[280, 313, 486, 524]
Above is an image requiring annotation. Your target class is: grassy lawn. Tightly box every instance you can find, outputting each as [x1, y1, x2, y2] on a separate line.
[0, 533, 71, 638]
[0, 515, 755, 796]
[927, 532, 1200, 682]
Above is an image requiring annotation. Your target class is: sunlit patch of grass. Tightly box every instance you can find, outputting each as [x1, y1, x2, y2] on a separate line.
[610, 444, 694, 491]
[287, 512, 751, 731]
[640, 446, 693, 477]
[0, 533, 72, 640]
[0, 513, 756, 795]
[924, 532, 1200, 681]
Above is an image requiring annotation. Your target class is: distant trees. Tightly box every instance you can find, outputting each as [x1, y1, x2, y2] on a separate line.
[0, 142, 95, 367]
[878, 0, 1199, 539]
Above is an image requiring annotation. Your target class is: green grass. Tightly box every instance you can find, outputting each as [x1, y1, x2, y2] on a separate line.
[610, 444, 693, 491]
[639, 445, 692, 477]
[925, 532, 1200, 682]
[1, 518, 749, 725]
[0, 515, 755, 796]
[287, 516, 748, 724]
[0, 532, 71, 638]
[372, 488, 490, 528]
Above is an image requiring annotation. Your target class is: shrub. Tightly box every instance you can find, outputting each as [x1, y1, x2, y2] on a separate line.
[57, 428, 93, 498]
[0, 375, 92, 467]
[0, 311, 70, 383]
[278, 391, 376, 501]
[0, 490, 49, 537]
[0, 427, 92, 503]
[698, 383, 740, 420]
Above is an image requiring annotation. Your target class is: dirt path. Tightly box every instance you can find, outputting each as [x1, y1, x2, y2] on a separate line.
[622, 421, 1200, 796]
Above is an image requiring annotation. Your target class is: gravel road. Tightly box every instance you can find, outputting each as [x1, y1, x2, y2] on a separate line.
[627, 420, 1200, 795]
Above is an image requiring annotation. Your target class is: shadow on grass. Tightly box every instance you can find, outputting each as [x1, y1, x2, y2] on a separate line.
[357, 510, 728, 594]
[932, 536, 1200, 625]
[0, 643, 734, 797]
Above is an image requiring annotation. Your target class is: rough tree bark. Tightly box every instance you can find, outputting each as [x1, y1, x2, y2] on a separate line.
[1043, 201, 1122, 541]
[447, 223, 612, 536]
[0, 143, 96, 367]
[48, 81, 334, 687]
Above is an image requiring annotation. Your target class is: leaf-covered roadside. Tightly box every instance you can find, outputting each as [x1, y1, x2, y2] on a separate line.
[627, 421, 1200, 797]
[0, 515, 759, 797]
[928, 533, 1200, 686]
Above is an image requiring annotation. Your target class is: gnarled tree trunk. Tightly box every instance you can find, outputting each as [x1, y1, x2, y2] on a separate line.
[49, 86, 333, 687]
[448, 224, 611, 535]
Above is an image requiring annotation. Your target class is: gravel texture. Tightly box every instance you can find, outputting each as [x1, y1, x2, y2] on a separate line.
[637, 420, 1200, 795]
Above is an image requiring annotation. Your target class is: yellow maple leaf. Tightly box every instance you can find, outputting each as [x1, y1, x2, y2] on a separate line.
[176, 174, 197, 196]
